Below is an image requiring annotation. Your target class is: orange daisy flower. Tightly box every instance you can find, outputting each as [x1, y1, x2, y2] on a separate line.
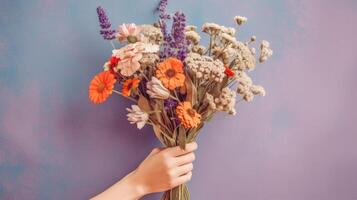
[156, 57, 186, 90]
[89, 71, 116, 104]
[122, 78, 140, 97]
[176, 101, 201, 128]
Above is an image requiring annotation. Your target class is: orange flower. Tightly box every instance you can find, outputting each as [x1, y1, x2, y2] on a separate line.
[156, 57, 186, 90]
[176, 101, 201, 128]
[89, 71, 116, 104]
[122, 78, 140, 97]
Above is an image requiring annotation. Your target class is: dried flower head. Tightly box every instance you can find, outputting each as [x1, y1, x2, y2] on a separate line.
[146, 77, 170, 99]
[221, 32, 237, 45]
[202, 23, 222, 35]
[139, 53, 160, 69]
[232, 41, 256, 71]
[259, 40, 273, 63]
[236, 71, 266, 101]
[185, 25, 197, 32]
[185, 53, 225, 82]
[112, 42, 159, 76]
[117, 23, 142, 43]
[140, 24, 163, 45]
[206, 87, 237, 115]
[234, 16, 248, 25]
[126, 105, 149, 129]
[191, 45, 206, 55]
[185, 30, 201, 45]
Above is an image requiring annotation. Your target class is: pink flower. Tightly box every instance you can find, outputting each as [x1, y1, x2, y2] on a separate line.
[112, 42, 159, 76]
[116, 23, 141, 43]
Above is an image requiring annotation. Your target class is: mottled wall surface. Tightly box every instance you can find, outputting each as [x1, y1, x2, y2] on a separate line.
[0, 0, 357, 199]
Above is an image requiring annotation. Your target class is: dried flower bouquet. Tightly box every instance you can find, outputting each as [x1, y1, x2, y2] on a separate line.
[89, 1, 272, 199]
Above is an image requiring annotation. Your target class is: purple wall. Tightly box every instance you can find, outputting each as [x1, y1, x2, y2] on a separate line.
[0, 0, 356, 199]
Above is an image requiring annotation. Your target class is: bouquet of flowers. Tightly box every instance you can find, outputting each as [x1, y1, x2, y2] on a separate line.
[89, 1, 272, 199]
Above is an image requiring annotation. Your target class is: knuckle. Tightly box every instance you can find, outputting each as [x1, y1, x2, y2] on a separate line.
[188, 172, 192, 180]
[190, 153, 196, 161]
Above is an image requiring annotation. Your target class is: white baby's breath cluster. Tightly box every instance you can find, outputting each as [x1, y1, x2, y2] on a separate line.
[206, 87, 237, 115]
[231, 41, 256, 71]
[236, 71, 266, 102]
[185, 53, 225, 82]
[259, 40, 273, 63]
[139, 24, 163, 45]
[234, 16, 248, 25]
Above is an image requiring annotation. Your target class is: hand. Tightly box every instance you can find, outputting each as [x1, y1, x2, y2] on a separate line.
[133, 142, 198, 194]
[90, 142, 198, 200]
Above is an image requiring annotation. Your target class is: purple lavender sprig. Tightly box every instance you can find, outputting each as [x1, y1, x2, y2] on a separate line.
[157, 0, 173, 59]
[157, 0, 171, 20]
[171, 11, 189, 61]
[157, 0, 189, 61]
[96, 6, 116, 40]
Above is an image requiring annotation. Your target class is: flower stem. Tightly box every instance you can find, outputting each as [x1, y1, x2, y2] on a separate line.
[110, 40, 116, 49]
[113, 90, 137, 102]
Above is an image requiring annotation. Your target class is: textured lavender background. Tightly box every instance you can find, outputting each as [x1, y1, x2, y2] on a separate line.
[1, 0, 357, 199]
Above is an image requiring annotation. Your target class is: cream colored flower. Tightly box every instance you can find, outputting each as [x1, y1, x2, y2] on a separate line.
[250, 85, 266, 96]
[139, 53, 160, 69]
[205, 88, 237, 115]
[146, 77, 170, 99]
[191, 45, 206, 55]
[259, 40, 273, 63]
[185, 25, 197, 32]
[234, 16, 248, 25]
[117, 23, 142, 43]
[202, 23, 222, 35]
[112, 42, 159, 76]
[139, 24, 163, 45]
[232, 41, 256, 70]
[126, 105, 149, 129]
[185, 30, 201, 45]
[185, 53, 225, 82]
[221, 33, 237, 44]
[236, 71, 266, 101]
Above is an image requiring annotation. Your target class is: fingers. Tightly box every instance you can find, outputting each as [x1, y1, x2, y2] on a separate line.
[176, 152, 195, 166]
[175, 163, 193, 176]
[172, 171, 193, 187]
[164, 142, 198, 157]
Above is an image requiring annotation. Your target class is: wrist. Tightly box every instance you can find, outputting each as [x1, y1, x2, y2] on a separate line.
[126, 170, 150, 198]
